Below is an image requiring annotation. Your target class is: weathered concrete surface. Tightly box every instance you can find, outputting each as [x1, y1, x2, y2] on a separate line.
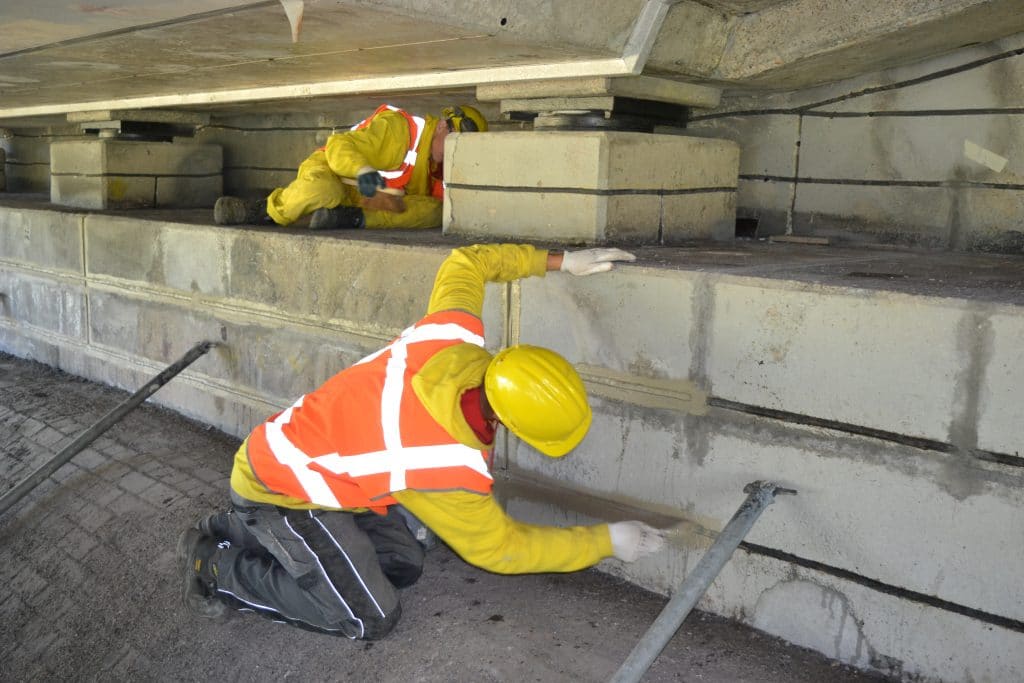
[690, 32, 1024, 252]
[4, 0, 1024, 125]
[1, 198, 1023, 681]
[695, 0, 1024, 88]
[444, 131, 739, 244]
[0, 352, 892, 682]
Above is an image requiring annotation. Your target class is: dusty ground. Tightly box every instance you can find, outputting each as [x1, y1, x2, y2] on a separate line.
[0, 352, 892, 682]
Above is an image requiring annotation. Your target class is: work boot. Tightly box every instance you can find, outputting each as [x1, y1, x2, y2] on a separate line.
[177, 527, 227, 619]
[214, 196, 272, 225]
[309, 206, 366, 230]
[197, 512, 230, 541]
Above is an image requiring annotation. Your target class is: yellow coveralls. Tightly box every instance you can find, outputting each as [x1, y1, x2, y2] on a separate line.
[266, 109, 444, 229]
[231, 244, 614, 574]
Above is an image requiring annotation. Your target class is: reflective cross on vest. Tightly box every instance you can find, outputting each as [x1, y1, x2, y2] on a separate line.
[245, 310, 494, 513]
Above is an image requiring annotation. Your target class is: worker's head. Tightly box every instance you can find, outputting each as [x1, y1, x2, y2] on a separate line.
[442, 104, 488, 133]
[483, 345, 591, 458]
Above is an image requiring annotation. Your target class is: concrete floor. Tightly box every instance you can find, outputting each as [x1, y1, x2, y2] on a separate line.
[0, 351, 893, 682]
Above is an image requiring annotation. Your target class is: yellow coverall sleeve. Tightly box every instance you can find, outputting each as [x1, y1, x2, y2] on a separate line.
[323, 109, 412, 179]
[401, 242, 614, 575]
[364, 195, 441, 229]
[427, 243, 549, 316]
[392, 489, 613, 574]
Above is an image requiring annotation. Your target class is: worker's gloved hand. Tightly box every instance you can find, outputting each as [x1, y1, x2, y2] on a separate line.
[608, 521, 665, 563]
[357, 170, 386, 197]
[560, 248, 636, 276]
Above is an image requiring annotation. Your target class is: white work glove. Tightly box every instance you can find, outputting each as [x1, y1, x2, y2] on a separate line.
[559, 248, 636, 276]
[608, 521, 666, 563]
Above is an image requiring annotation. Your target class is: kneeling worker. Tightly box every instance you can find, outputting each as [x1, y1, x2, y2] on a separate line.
[214, 103, 487, 230]
[178, 243, 665, 639]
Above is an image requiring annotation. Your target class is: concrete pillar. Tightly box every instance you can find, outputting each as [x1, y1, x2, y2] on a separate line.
[443, 130, 739, 244]
[49, 138, 222, 210]
[0, 147, 5, 191]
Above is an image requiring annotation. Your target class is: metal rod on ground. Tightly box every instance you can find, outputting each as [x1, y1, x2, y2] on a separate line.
[0, 341, 219, 517]
[610, 480, 798, 683]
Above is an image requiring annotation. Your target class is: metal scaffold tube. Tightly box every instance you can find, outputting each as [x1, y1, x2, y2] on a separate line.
[610, 481, 797, 683]
[0, 341, 219, 517]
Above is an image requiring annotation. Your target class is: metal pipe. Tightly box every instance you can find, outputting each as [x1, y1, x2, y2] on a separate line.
[0, 341, 219, 517]
[610, 481, 797, 683]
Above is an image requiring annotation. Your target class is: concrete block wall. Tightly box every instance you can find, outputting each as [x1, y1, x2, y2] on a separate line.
[1, 204, 1022, 682]
[689, 31, 1024, 253]
[0, 125, 79, 194]
[501, 268, 1024, 682]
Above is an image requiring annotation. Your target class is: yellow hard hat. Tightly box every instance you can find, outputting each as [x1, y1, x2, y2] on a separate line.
[484, 345, 591, 457]
[442, 104, 488, 133]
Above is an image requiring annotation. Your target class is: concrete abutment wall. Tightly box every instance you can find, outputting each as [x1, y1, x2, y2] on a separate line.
[1, 203, 1022, 682]
[691, 31, 1024, 252]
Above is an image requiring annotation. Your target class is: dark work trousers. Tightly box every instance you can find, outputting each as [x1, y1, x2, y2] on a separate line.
[207, 490, 425, 640]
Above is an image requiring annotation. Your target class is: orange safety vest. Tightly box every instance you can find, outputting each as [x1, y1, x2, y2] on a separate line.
[245, 310, 493, 513]
[351, 104, 427, 192]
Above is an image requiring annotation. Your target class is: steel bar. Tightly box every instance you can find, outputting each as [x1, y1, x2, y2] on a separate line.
[610, 481, 797, 683]
[0, 341, 218, 517]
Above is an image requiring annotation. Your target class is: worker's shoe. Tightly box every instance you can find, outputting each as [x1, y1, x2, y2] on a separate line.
[197, 512, 230, 541]
[309, 206, 365, 230]
[177, 527, 227, 619]
[214, 196, 273, 225]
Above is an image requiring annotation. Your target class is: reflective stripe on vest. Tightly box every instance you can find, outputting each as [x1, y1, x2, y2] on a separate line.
[351, 104, 426, 191]
[249, 314, 490, 509]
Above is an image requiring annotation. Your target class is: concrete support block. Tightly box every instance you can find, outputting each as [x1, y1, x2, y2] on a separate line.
[519, 267, 697, 378]
[0, 269, 86, 340]
[706, 281, 968, 444]
[49, 139, 222, 209]
[444, 131, 738, 244]
[0, 207, 83, 273]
